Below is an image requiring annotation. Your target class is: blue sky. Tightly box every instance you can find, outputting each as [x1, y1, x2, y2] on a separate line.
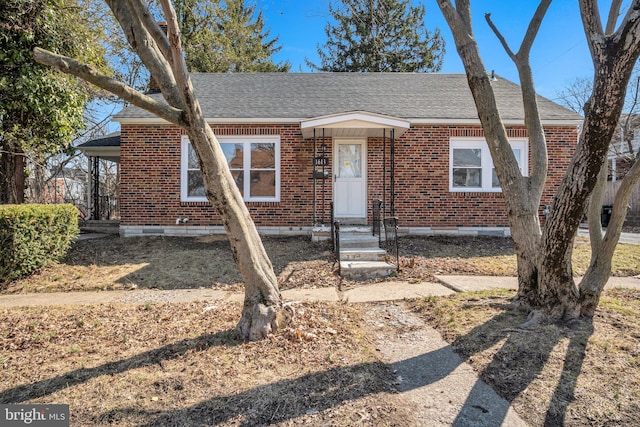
[256, 0, 624, 101]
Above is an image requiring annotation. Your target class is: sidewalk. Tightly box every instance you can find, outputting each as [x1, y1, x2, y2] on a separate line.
[2, 275, 638, 307]
[2, 276, 638, 426]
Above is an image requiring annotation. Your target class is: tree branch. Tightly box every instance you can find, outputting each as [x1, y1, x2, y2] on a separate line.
[33, 47, 184, 125]
[605, 0, 623, 34]
[579, 0, 606, 61]
[518, 0, 552, 59]
[485, 2, 552, 195]
[106, 0, 183, 109]
[159, 0, 205, 122]
[485, 13, 516, 61]
[125, 0, 173, 66]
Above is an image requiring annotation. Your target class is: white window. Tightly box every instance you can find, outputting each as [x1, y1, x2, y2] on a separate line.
[181, 135, 280, 202]
[449, 138, 528, 192]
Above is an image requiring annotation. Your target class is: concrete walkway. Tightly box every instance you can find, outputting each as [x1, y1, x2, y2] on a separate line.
[3, 276, 639, 426]
[2, 275, 638, 307]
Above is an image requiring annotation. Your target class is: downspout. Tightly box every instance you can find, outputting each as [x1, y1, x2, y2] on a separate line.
[383, 128, 387, 217]
[322, 128, 326, 223]
[313, 128, 316, 225]
[391, 128, 396, 216]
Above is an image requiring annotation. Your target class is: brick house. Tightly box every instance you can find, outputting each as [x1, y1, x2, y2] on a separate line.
[81, 73, 582, 238]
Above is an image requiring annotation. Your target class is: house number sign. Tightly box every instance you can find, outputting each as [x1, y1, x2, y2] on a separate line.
[314, 156, 329, 167]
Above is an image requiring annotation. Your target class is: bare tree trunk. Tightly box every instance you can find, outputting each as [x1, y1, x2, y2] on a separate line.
[580, 156, 640, 315]
[33, 0, 283, 340]
[438, 0, 550, 316]
[587, 163, 608, 253]
[183, 120, 281, 341]
[438, 0, 640, 321]
[511, 217, 542, 308]
[0, 138, 25, 204]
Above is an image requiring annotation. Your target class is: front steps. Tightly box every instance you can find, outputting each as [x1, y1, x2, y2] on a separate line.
[337, 228, 396, 280]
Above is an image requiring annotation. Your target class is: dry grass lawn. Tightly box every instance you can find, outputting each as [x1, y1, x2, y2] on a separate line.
[408, 288, 640, 426]
[1, 302, 414, 426]
[3, 234, 639, 294]
[1, 234, 639, 425]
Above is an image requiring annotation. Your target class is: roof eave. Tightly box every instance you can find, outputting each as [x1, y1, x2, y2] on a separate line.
[114, 116, 583, 128]
[77, 146, 120, 162]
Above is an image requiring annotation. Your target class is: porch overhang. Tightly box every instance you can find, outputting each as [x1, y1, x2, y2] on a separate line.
[300, 111, 410, 139]
[77, 132, 121, 163]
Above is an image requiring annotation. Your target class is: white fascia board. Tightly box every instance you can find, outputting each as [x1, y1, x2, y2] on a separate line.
[300, 111, 410, 130]
[410, 118, 583, 127]
[114, 117, 301, 125]
[115, 115, 582, 128]
[77, 146, 120, 162]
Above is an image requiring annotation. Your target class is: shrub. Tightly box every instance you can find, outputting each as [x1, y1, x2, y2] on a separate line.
[0, 204, 79, 284]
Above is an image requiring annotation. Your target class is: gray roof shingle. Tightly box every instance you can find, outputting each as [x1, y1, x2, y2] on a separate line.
[113, 73, 582, 122]
[77, 132, 121, 147]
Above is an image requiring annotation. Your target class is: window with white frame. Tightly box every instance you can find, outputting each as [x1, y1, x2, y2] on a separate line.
[449, 138, 528, 192]
[181, 135, 280, 202]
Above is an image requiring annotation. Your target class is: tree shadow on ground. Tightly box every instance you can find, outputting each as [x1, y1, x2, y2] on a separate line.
[0, 304, 595, 426]
[0, 329, 240, 404]
[448, 305, 595, 426]
[60, 235, 333, 291]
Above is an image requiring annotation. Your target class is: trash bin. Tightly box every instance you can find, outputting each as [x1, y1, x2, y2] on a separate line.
[601, 205, 613, 227]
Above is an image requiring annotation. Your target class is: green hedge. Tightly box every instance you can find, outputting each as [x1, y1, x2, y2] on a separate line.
[0, 204, 79, 284]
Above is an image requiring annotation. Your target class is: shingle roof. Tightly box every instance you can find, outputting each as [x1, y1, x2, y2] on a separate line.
[113, 73, 582, 123]
[77, 132, 121, 147]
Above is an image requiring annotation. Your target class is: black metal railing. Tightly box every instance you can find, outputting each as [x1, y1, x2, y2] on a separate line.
[333, 220, 341, 275]
[330, 201, 335, 251]
[383, 216, 400, 273]
[372, 199, 382, 246]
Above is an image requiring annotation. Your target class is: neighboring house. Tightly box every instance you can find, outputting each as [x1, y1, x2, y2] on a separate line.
[608, 114, 640, 181]
[606, 127, 640, 226]
[44, 167, 87, 206]
[80, 73, 582, 238]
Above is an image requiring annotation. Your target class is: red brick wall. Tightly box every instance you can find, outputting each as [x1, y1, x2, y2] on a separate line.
[120, 123, 578, 229]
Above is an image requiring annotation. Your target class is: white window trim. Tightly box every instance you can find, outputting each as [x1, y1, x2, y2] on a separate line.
[181, 135, 281, 202]
[449, 138, 528, 192]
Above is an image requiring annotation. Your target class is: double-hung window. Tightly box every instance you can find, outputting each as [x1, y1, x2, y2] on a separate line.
[450, 138, 528, 192]
[181, 135, 280, 202]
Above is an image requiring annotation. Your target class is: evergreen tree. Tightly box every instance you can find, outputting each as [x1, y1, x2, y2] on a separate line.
[309, 0, 445, 72]
[175, 0, 290, 73]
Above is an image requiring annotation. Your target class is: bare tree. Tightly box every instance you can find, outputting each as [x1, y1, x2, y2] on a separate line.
[34, 0, 282, 340]
[436, 0, 640, 322]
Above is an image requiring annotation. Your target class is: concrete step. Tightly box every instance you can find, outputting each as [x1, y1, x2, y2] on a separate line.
[339, 234, 380, 249]
[339, 260, 397, 281]
[311, 225, 374, 242]
[340, 247, 387, 261]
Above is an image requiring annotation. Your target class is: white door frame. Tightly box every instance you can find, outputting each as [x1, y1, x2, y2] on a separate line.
[333, 137, 367, 219]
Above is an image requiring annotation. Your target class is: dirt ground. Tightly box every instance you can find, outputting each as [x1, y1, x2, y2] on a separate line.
[4, 233, 638, 294]
[1, 234, 639, 425]
[408, 288, 640, 426]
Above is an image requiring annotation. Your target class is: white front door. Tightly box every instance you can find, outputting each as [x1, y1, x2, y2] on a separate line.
[334, 139, 367, 218]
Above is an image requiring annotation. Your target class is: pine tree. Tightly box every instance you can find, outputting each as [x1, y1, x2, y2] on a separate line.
[309, 0, 445, 72]
[175, 0, 290, 73]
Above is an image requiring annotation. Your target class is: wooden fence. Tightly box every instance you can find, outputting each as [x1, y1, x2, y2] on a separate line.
[604, 180, 640, 226]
